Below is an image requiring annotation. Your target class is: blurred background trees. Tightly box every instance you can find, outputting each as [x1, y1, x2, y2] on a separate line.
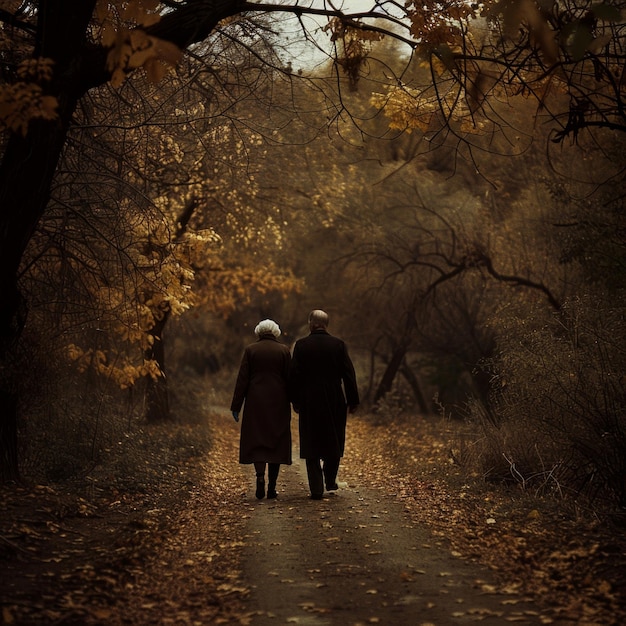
[0, 1, 624, 509]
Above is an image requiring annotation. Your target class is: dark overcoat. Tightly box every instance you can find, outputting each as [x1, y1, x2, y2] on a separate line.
[230, 334, 292, 465]
[289, 329, 359, 459]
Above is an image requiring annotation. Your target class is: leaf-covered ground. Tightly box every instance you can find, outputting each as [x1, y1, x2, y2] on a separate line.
[0, 421, 247, 625]
[1, 411, 625, 624]
[343, 414, 626, 625]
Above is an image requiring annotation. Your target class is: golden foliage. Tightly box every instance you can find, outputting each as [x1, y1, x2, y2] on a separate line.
[58, 200, 222, 387]
[96, 0, 182, 87]
[371, 86, 433, 134]
[405, 0, 474, 49]
[371, 80, 483, 134]
[324, 16, 384, 85]
[59, 191, 300, 388]
[0, 59, 58, 135]
[197, 263, 302, 318]
[66, 344, 162, 389]
[369, 0, 482, 132]
[373, 1, 624, 135]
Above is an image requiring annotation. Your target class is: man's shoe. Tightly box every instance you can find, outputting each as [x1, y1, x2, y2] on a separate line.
[267, 486, 277, 499]
[326, 482, 339, 491]
[310, 493, 323, 500]
[256, 476, 265, 499]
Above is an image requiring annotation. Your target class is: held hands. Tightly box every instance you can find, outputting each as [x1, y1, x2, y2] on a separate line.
[232, 410, 239, 422]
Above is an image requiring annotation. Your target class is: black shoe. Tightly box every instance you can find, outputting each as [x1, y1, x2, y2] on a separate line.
[256, 476, 265, 499]
[326, 482, 339, 491]
[267, 487, 277, 499]
[310, 493, 323, 500]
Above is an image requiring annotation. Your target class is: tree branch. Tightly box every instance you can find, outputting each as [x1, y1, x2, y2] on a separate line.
[478, 253, 562, 311]
[0, 8, 36, 35]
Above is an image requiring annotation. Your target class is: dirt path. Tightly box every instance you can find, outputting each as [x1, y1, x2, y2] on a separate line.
[3, 410, 623, 624]
[238, 456, 548, 625]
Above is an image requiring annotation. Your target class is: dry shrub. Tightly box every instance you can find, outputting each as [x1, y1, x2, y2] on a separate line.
[18, 342, 140, 482]
[17, 324, 215, 485]
[462, 398, 569, 497]
[466, 295, 626, 508]
[372, 380, 416, 422]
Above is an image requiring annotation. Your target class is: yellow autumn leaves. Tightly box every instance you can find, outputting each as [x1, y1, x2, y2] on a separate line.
[0, 58, 57, 135]
[96, 0, 182, 87]
[66, 344, 162, 388]
[0, 1, 181, 135]
[63, 216, 219, 388]
[370, 75, 485, 136]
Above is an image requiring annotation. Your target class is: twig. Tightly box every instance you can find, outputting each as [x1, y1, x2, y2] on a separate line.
[0, 533, 30, 555]
[503, 453, 526, 488]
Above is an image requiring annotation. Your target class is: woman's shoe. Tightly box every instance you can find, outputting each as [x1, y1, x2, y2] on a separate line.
[255, 476, 265, 499]
[267, 486, 277, 499]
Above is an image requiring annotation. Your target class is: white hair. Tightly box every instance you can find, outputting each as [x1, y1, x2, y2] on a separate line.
[254, 319, 281, 338]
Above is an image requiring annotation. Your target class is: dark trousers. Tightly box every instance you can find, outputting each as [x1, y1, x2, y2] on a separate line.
[305, 457, 340, 497]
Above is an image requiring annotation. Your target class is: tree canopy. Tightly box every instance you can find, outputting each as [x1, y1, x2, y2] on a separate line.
[0, 0, 624, 483]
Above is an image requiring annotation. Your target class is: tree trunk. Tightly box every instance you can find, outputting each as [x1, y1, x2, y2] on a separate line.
[373, 342, 409, 404]
[0, 272, 27, 481]
[0, 0, 259, 479]
[400, 362, 429, 414]
[0, 115, 87, 480]
[0, 385, 19, 483]
[144, 311, 171, 422]
[142, 198, 199, 423]
[373, 313, 416, 405]
[0, 0, 99, 480]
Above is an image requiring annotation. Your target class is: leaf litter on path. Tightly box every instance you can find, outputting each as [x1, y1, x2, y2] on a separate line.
[2, 411, 625, 624]
[239, 458, 551, 624]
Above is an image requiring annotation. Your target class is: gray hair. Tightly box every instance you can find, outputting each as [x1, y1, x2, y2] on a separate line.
[308, 309, 329, 329]
[254, 319, 281, 338]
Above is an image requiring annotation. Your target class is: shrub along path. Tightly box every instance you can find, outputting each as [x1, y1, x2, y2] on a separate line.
[1, 409, 625, 624]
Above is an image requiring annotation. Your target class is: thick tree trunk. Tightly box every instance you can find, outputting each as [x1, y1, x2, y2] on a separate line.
[0, 273, 27, 481]
[0, 121, 86, 479]
[0, 0, 253, 479]
[0, 385, 19, 483]
[0, 1, 99, 480]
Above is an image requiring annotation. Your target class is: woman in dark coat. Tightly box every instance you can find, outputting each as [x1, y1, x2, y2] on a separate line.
[230, 319, 292, 499]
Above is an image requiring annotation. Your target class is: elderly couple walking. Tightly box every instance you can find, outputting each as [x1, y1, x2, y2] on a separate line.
[230, 309, 359, 500]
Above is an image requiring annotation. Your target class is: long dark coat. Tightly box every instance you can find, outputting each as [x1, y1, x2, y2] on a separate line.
[289, 329, 359, 460]
[230, 334, 292, 465]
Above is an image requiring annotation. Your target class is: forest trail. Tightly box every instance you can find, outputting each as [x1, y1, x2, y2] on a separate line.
[238, 453, 548, 625]
[2, 409, 624, 624]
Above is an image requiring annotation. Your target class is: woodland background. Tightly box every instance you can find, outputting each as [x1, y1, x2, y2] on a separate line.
[0, 0, 624, 520]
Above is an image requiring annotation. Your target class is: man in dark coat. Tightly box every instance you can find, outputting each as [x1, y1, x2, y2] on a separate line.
[289, 309, 359, 499]
[231, 319, 292, 499]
